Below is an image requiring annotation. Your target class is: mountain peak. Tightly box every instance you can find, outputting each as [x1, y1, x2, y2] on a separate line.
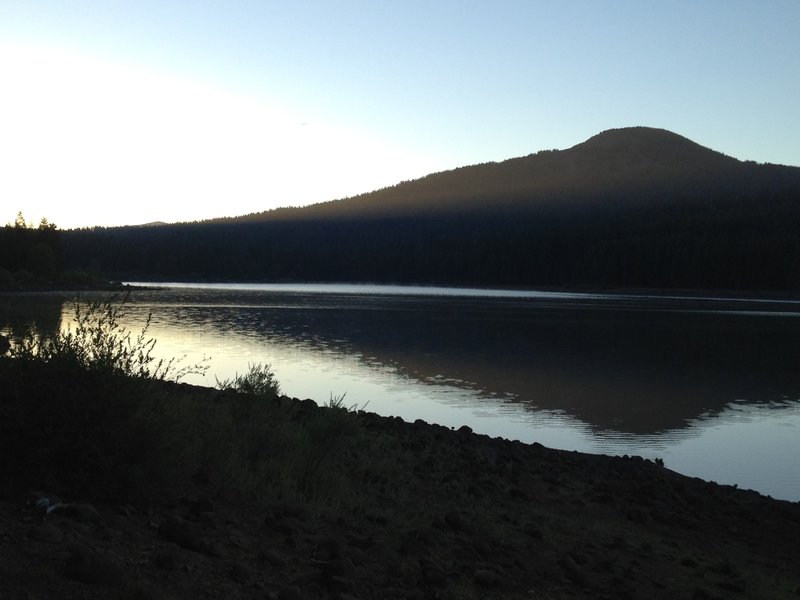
[581, 126, 693, 146]
[568, 126, 736, 166]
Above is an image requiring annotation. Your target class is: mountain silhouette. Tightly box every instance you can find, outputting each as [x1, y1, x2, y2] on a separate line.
[218, 127, 769, 224]
[62, 127, 800, 291]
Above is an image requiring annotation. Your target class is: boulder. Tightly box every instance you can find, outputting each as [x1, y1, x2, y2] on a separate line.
[26, 522, 63, 543]
[64, 543, 125, 585]
[158, 517, 219, 556]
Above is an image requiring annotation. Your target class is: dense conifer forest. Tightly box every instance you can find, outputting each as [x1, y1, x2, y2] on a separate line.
[45, 128, 800, 291]
[0, 213, 62, 288]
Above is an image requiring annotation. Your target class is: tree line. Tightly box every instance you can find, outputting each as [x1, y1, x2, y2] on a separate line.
[60, 181, 800, 291]
[0, 213, 63, 288]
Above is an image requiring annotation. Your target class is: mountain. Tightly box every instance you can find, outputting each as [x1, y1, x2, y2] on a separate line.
[218, 127, 773, 223]
[62, 127, 800, 291]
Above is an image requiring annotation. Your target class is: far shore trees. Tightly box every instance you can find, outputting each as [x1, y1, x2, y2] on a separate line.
[0, 212, 63, 286]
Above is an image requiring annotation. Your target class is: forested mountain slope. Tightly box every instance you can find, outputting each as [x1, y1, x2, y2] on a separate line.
[63, 127, 800, 290]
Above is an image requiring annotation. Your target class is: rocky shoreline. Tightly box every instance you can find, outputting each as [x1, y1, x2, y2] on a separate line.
[2, 386, 800, 599]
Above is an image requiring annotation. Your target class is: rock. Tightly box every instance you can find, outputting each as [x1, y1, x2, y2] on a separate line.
[398, 535, 425, 557]
[347, 533, 376, 551]
[270, 502, 309, 520]
[607, 536, 628, 551]
[122, 580, 167, 600]
[27, 491, 64, 515]
[190, 496, 215, 515]
[474, 568, 499, 587]
[444, 510, 469, 533]
[158, 517, 217, 556]
[154, 545, 181, 570]
[264, 514, 295, 536]
[60, 503, 101, 523]
[197, 512, 218, 528]
[26, 522, 63, 543]
[314, 553, 355, 591]
[93, 524, 124, 541]
[559, 554, 589, 588]
[116, 504, 138, 518]
[421, 563, 447, 588]
[509, 486, 529, 500]
[277, 585, 306, 600]
[325, 574, 352, 593]
[227, 560, 252, 584]
[192, 466, 211, 487]
[315, 537, 343, 560]
[625, 507, 649, 524]
[259, 547, 288, 568]
[523, 522, 544, 540]
[64, 543, 125, 585]
[452, 542, 482, 563]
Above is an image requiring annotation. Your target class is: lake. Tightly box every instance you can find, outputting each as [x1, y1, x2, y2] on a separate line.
[3, 283, 800, 502]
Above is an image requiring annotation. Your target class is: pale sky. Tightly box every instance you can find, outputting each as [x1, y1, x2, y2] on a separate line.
[1, 1, 798, 229]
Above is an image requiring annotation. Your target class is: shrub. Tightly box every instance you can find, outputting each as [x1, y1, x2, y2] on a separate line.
[1, 295, 208, 502]
[10, 293, 207, 381]
[2, 295, 369, 513]
[216, 362, 280, 397]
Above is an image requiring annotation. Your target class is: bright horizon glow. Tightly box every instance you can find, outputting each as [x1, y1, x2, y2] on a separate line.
[0, 43, 443, 229]
[1, 1, 798, 229]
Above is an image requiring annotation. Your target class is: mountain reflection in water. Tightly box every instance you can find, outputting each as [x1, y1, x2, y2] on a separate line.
[3, 284, 800, 501]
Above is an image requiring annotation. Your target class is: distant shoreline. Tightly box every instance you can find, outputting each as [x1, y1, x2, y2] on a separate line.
[119, 280, 800, 306]
[0, 280, 129, 294]
[6, 278, 800, 308]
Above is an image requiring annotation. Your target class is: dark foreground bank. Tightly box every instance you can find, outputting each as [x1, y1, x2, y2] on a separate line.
[1, 365, 799, 600]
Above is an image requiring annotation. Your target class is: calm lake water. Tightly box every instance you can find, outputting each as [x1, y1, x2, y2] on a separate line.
[3, 283, 800, 502]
